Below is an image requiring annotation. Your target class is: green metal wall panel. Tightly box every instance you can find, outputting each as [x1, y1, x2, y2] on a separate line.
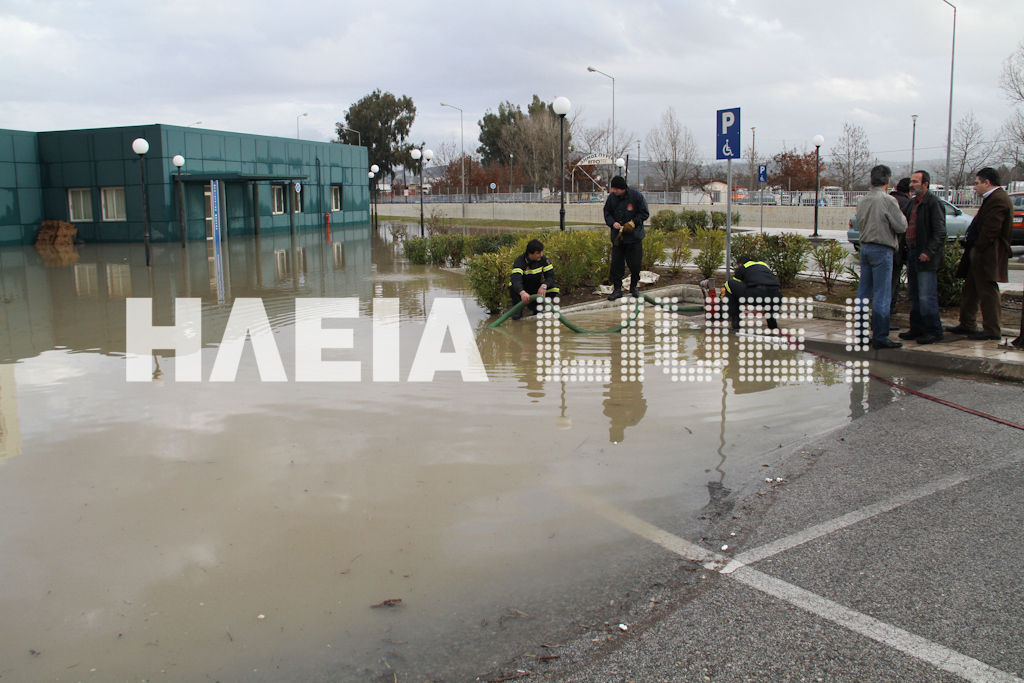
[0, 164, 16, 187]
[17, 189, 42, 224]
[0, 189, 17, 225]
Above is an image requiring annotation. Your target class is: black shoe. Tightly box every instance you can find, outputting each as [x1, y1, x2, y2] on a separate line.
[871, 339, 903, 349]
[898, 330, 923, 340]
[629, 287, 640, 298]
[945, 325, 975, 335]
[967, 332, 1001, 341]
[889, 325, 900, 331]
[607, 289, 623, 301]
[916, 334, 944, 345]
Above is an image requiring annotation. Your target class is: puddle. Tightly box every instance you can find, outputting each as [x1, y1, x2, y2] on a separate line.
[0, 224, 918, 680]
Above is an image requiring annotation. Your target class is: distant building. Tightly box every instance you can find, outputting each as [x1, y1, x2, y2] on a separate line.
[0, 124, 369, 246]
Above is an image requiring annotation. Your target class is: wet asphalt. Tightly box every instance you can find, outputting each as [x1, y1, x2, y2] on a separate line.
[481, 373, 1024, 682]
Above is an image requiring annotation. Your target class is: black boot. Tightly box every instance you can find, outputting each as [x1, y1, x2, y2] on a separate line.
[607, 289, 623, 301]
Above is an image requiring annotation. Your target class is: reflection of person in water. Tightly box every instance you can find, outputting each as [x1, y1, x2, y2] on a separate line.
[602, 336, 647, 443]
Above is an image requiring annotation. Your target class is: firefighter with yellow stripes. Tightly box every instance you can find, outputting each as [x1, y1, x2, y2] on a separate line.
[509, 239, 560, 319]
[725, 256, 782, 331]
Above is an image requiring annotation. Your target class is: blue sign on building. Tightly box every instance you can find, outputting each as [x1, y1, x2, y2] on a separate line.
[716, 107, 741, 160]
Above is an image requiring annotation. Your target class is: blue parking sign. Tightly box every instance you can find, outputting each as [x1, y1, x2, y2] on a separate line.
[758, 164, 768, 183]
[716, 107, 740, 160]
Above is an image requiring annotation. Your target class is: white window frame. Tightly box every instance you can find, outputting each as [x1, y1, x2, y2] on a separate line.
[68, 188, 93, 222]
[331, 186, 342, 212]
[100, 186, 126, 222]
[272, 186, 285, 214]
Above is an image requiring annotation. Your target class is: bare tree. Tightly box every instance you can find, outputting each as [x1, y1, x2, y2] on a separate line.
[644, 108, 700, 191]
[950, 112, 995, 189]
[828, 122, 872, 191]
[1000, 39, 1024, 104]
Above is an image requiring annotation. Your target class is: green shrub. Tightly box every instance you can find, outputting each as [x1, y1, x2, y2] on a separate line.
[693, 227, 726, 278]
[426, 233, 467, 266]
[663, 231, 692, 275]
[681, 209, 709, 232]
[711, 211, 726, 228]
[541, 230, 609, 290]
[403, 237, 430, 264]
[470, 232, 521, 255]
[811, 240, 849, 293]
[733, 211, 741, 226]
[938, 241, 965, 307]
[762, 233, 811, 286]
[641, 229, 670, 271]
[426, 209, 453, 235]
[650, 210, 680, 232]
[466, 248, 515, 313]
[731, 233, 769, 266]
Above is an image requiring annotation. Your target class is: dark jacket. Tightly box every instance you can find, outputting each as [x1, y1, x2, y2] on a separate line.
[509, 251, 556, 294]
[603, 187, 650, 245]
[907, 191, 946, 271]
[726, 261, 780, 293]
[964, 187, 1013, 282]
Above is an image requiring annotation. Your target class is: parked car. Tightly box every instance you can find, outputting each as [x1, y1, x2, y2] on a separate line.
[846, 197, 970, 250]
[1011, 192, 1024, 245]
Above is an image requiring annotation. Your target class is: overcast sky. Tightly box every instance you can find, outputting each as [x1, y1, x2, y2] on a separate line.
[2, 0, 1023, 167]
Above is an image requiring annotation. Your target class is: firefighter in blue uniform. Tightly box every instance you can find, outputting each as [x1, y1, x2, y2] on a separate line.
[509, 239, 559, 319]
[725, 256, 782, 331]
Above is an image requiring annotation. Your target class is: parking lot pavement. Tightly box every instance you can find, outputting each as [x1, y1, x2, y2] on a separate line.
[526, 376, 1024, 682]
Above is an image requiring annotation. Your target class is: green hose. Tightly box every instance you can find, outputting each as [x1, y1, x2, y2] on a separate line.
[487, 293, 703, 334]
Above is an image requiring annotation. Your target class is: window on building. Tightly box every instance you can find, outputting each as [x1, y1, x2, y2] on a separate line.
[68, 188, 93, 222]
[331, 186, 343, 211]
[101, 187, 127, 221]
[272, 186, 285, 214]
[292, 185, 303, 213]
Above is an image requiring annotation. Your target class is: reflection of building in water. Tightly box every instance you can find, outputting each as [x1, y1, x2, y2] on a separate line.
[0, 365, 22, 461]
[0, 228, 374, 364]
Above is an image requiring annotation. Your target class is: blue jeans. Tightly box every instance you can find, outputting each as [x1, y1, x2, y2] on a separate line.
[906, 249, 941, 336]
[856, 242, 894, 342]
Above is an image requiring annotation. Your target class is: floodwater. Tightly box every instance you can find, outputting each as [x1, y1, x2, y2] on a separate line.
[1, 223, 911, 681]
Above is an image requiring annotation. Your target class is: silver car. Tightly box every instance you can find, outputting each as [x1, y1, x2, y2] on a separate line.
[847, 197, 970, 250]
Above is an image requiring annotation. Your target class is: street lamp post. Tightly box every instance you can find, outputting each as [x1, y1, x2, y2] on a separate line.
[615, 157, 626, 181]
[911, 114, 919, 174]
[370, 164, 379, 227]
[553, 96, 571, 232]
[812, 134, 824, 238]
[368, 171, 375, 227]
[132, 137, 152, 266]
[173, 154, 186, 248]
[296, 112, 308, 139]
[509, 153, 514, 193]
[410, 147, 433, 236]
[340, 126, 361, 146]
[441, 102, 466, 218]
[587, 66, 615, 158]
[942, 0, 956, 199]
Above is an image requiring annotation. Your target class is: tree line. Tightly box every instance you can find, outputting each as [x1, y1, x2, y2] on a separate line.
[337, 41, 1024, 196]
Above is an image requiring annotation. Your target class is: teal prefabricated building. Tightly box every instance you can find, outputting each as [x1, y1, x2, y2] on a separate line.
[0, 124, 369, 246]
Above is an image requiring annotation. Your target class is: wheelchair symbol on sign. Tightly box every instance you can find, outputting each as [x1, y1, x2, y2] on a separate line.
[722, 140, 734, 157]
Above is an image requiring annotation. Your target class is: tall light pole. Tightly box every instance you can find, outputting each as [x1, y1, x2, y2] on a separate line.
[440, 102, 466, 218]
[370, 164, 379, 227]
[553, 96, 571, 232]
[587, 66, 615, 159]
[132, 137, 151, 266]
[173, 154, 186, 248]
[296, 112, 308, 139]
[339, 126, 361, 146]
[410, 147, 433, 236]
[812, 134, 824, 238]
[509, 152, 514, 193]
[615, 157, 626, 181]
[942, 0, 956, 199]
[910, 114, 919, 174]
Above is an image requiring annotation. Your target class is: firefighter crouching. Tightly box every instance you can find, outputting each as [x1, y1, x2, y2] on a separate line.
[509, 239, 560, 320]
[725, 257, 782, 331]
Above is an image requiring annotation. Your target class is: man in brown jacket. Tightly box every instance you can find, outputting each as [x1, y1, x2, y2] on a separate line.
[947, 167, 1014, 340]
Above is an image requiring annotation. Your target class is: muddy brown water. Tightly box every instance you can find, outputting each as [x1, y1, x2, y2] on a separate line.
[0, 224, 910, 681]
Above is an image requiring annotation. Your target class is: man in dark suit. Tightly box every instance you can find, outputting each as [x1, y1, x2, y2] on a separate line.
[946, 167, 1014, 341]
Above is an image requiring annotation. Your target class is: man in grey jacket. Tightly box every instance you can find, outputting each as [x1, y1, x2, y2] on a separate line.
[855, 165, 908, 349]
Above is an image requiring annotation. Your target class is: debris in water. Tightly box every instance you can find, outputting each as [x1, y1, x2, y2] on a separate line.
[618, 623, 628, 631]
[721, 545, 729, 551]
[371, 599, 403, 608]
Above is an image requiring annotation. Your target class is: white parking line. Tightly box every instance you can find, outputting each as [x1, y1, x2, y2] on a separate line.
[722, 448, 1024, 574]
[565, 487, 1024, 683]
